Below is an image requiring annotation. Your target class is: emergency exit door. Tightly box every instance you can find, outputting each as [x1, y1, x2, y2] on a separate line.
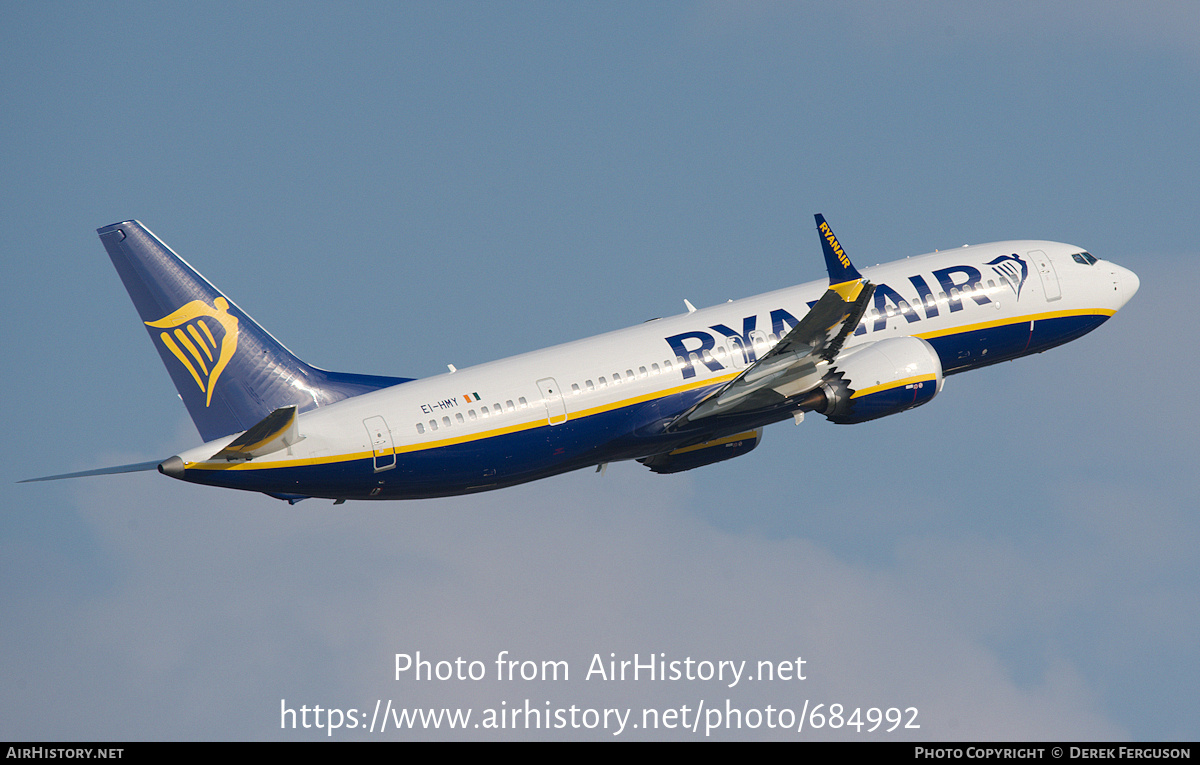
[363, 416, 396, 471]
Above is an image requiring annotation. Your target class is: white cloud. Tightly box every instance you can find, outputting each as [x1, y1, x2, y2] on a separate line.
[2, 462, 1127, 740]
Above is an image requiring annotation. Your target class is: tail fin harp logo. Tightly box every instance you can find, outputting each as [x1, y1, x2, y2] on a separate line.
[146, 297, 239, 406]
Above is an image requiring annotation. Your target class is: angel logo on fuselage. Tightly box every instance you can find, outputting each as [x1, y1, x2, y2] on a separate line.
[987, 254, 1028, 301]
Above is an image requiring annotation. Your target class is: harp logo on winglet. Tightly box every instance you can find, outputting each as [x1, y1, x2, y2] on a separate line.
[145, 297, 240, 406]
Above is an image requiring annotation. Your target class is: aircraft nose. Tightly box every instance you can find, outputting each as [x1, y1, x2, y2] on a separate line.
[1113, 262, 1140, 308]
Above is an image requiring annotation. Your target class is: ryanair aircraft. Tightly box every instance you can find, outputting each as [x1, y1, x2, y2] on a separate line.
[25, 216, 1139, 502]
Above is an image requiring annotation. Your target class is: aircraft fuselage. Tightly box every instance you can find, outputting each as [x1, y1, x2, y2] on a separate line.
[167, 239, 1137, 500]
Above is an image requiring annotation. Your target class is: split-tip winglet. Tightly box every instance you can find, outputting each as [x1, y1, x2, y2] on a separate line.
[814, 213, 863, 285]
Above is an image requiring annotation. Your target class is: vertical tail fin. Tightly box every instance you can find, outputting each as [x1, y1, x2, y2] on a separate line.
[98, 221, 411, 442]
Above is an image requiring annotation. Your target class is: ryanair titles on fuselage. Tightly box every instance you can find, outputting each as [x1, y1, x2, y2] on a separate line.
[666, 258, 1020, 380]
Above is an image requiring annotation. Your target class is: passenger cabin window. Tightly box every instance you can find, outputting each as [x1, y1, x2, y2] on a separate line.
[517, 397, 527, 408]
[571, 383, 580, 394]
[639, 366, 648, 378]
[416, 423, 425, 434]
[429, 420, 438, 431]
[455, 413, 464, 424]
[586, 379, 595, 391]
[505, 401, 514, 411]
[443, 416, 451, 428]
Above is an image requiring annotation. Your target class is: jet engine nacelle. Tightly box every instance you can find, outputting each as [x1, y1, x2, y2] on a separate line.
[812, 337, 943, 424]
[639, 428, 763, 474]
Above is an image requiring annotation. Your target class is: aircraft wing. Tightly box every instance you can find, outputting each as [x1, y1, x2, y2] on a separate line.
[666, 215, 874, 429]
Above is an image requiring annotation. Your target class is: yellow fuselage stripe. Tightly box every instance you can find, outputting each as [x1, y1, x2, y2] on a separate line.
[188, 308, 1112, 472]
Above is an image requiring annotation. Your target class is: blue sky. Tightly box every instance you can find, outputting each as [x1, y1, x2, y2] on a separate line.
[2, 1, 1197, 740]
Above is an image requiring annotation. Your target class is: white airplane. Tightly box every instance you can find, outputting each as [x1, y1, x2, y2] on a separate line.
[25, 215, 1138, 502]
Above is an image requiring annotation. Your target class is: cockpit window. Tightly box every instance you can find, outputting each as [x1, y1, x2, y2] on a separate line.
[1071, 251, 1098, 265]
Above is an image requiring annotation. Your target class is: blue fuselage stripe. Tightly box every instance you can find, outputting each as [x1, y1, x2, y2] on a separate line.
[179, 312, 1110, 499]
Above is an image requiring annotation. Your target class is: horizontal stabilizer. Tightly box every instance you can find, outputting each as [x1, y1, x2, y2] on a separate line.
[212, 406, 302, 461]
[20, 460, 163, 483]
